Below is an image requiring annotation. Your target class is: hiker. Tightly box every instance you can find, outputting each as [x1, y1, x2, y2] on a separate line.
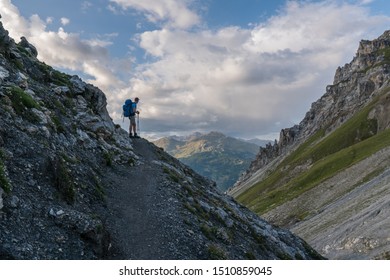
[129, 97, 140, 138]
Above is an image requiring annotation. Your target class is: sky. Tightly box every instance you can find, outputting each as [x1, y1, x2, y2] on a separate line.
[0, 0, 389, 140]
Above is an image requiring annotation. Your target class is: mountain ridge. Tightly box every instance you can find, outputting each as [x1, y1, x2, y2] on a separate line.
[229, 30, 390, 259]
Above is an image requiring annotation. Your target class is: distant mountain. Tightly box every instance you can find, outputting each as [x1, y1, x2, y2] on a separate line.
[153, 132, 260, 191]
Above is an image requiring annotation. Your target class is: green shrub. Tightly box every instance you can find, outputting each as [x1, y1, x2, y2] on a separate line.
[51, 115, 65, 133]
[207, 244, 227, 260]
[16, 44, 32, 57]
[8, 86, 40, 115]
[200, 224, 217, 240]
[51, 70, 72, 87]
[93, 176, 105, 200]
[377, 47, 390, 64]
[50, 156, 76, 204]
[0, 149, 11, 193]
[0, 161, 11, 193]
[163, 166, 181, 183]
[245, 251, 256, 260]
[103, 151, 113, 167]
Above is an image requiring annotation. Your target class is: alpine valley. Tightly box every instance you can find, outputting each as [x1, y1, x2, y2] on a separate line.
[229, 30, 390, 260]
[153, 132, 267, 191]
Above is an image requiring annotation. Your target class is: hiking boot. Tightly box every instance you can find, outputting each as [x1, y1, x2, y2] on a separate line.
[129, 133, 133, 138]
[134, 133, 140, 138]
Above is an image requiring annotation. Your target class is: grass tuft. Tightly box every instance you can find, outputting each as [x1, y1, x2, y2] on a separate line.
[8, 86, 40, 114]
[50, 156, 76, 204]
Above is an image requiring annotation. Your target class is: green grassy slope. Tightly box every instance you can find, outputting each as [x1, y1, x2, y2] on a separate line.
[237, 87, 390, 215]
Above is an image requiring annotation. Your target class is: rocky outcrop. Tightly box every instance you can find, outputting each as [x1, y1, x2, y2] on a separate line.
[298, 31, 390, 138]
[19, 37, 38, 58]
[0, 16, 322, 259]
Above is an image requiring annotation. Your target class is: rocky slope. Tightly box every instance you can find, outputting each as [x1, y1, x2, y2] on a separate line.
[153, 132, 260, 191]
[229, 30, 390, 259]
[0, 16, 322, 260]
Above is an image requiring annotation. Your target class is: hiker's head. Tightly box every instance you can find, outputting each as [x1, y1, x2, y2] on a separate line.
[135, 97, 140, 103]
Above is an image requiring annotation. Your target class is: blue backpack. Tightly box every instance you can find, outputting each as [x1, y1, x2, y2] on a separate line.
[123, 99, 135, 117]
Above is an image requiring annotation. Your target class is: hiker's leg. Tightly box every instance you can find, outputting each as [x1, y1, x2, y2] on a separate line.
[129, 116, 135, 136]
[129, 116, 135, 134]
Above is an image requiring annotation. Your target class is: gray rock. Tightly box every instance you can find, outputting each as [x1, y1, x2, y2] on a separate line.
[19, 36, 38, 57]
[31, 108, 48, 125]
[53, 86, 70, 95]
[9, 195, 19, 208]
[0, 65, 9, 84]
[198, 200, 212, 213]
[70, 75, 87, 94]
[76, 95, 88, 111]
[16, 71, 28, 85]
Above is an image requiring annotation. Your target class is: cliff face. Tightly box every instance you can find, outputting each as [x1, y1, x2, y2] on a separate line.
[229, 30, 390, 259]
[0, 16, 322, 260]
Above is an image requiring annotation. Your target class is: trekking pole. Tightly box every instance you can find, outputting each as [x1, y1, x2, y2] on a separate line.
[137, 113, 140, 136]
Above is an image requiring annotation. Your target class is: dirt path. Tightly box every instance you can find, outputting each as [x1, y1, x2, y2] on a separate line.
[103, 138, 177, 259]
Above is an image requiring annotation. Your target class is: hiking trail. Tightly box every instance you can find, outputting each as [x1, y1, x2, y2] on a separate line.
[104, 138, 180, 259]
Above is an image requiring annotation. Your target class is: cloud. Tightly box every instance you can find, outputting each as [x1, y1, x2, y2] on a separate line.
[81, 1, 93, 12]
[109, 0, 200, 29]
[60, 17, 70, 26]
[358, 0, 374, 4]
[46, 17, 54, 24]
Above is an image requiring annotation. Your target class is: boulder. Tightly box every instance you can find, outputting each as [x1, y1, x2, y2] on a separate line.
[19, 37, 38, 57]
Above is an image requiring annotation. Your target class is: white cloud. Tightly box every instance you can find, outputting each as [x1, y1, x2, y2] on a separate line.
[81, 1, 93, 12]
[60, 17, 70, 26]
[109, 0, 200, 29]
[46, 17, 54, 24]
[107, 4, 122, 15]
[358, 0, 374, 4]
[245, 1, 377, 55]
